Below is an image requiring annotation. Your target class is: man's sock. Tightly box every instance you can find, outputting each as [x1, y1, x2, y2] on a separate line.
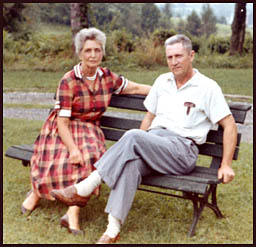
[104, 214, 121, 238]
[74, 170, 102, 197]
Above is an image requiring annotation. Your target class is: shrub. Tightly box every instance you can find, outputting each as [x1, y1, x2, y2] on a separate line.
[132, 37, 166, 68]
[243, 33, 253, 53]
[190, 36, 201, 53]
[152, 28, 176, 47]
[193, 53, 253, 69]
[207, 35, 230, 54]
[106, 29, 135, 53]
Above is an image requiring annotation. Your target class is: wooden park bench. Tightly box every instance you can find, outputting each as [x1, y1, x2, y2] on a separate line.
[5, 94, 251, 237]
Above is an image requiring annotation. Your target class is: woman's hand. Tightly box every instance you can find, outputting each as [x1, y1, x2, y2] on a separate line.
[69, 146, 84, 165]
[57, 116, 84, 165]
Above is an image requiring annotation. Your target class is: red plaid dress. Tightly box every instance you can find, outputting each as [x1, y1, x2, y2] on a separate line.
[30, 64, 127, 200]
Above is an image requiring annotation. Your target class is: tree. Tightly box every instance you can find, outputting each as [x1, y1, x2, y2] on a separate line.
[176, 19, 186, 33]
[3, 3, 26, 33]
[141, 3, 161, 35]
[218, 16, 227, 25]
[70, 3, 89, 43]
[230, 3, 247, 55]
[37, 3, 70, 25]
[186, 10, 202, 37]
[159, 3, 172, 30]
[162, 3, 172, 19]
[200, 4, 217, 37]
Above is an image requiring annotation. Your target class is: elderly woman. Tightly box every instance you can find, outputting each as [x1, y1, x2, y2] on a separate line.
[21, 27, 150, 235]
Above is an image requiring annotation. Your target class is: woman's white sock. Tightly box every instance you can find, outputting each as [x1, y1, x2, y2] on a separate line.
[74, 170, 102, 197]
[104, 214, 121, 238]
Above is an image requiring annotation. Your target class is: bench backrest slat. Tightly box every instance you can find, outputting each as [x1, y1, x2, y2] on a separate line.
[109, 94, 250, 124]
[100, 116, 141, 130]
[101, 115, 242, 147]
[231, 109, 249, 124]
[109, 94, 146, 111]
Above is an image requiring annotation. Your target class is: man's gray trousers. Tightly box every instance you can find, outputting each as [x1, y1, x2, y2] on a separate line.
[94, 128, 199, 224]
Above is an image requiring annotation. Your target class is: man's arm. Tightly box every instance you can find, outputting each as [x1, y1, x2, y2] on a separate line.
[217, 114, 237, 184]
[140, 111, 156, 131]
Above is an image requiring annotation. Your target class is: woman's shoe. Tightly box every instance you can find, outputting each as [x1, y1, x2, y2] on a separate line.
[60, 214, 84, 236]
[21, 190, 38, 216]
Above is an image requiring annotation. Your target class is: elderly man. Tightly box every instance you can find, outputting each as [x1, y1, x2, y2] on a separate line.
[51, 34, 237, 244]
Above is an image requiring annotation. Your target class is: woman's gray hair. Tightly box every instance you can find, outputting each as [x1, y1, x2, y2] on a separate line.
[74, 27, 106, 56]
[164, 34, 192, 52]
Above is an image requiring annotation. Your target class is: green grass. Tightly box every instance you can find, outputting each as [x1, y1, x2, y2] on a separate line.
[3, 118, 253, 244]
[3, 71, 64, 93]
[3, 67, 253, 97]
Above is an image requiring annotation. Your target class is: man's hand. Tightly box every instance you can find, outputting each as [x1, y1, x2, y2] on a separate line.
[218, 164, 235, 184]
[217, 115, 237, 184]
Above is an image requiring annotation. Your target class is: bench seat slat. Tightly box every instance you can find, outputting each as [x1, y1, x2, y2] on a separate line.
[141, 174, 208, 195]
[5, 144, 33, 162]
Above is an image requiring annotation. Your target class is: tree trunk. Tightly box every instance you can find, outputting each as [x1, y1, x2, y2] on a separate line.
[70, 3, 89, 50]
[230, 3, 246, 55]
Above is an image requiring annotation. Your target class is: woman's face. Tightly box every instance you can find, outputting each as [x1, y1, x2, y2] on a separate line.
[79, 39, 104, 69]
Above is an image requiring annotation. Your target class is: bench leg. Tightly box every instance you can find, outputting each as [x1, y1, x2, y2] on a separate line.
[22, 160, 30, 167]
[207, 185, 224, 218]
[188, 199, 206, 237]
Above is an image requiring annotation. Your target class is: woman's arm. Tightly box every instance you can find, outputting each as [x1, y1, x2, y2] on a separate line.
[57, 116, 83, 165]
[121, 80, 151, 95]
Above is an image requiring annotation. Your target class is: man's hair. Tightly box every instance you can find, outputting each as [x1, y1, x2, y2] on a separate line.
[74, 27, 106, 56]
[164, 34, 192, 52]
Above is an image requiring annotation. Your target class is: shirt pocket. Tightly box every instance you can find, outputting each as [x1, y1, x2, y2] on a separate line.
[182, 101, 200, 129]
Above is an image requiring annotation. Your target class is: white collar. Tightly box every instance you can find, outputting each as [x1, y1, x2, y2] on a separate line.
[168, 69, 199, 87]
[74, 63, 103, 79]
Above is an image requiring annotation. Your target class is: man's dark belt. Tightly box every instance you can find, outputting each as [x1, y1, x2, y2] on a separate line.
[153, 126, 197, 145]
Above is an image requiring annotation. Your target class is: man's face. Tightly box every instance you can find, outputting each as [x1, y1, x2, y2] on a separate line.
[165, 42, 194, 79]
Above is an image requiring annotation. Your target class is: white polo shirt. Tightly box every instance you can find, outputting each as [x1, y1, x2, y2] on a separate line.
[144, 69, 231, 144]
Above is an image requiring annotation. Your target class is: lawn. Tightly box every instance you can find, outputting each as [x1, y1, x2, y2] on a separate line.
[3, 118, 253, 244]
[3, 67, 253, 97]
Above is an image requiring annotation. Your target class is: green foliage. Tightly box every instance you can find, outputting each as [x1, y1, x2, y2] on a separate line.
[200, 4, 217, 37]
[207, 35, 230, 54]
[152, 28, 176, 47]
[243, 33, 253, 53]
[194, 53, 253, 70]
[186, 10, 202, 37]
[141, 3, 161, 35]
[132, 38, 166, 69]
[107, 29, 135, 53]
[3, 23, 253, 72]
[3, 3, 26, 33]
[218, 16, 227, 25]
[37, 3, 70, 25]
